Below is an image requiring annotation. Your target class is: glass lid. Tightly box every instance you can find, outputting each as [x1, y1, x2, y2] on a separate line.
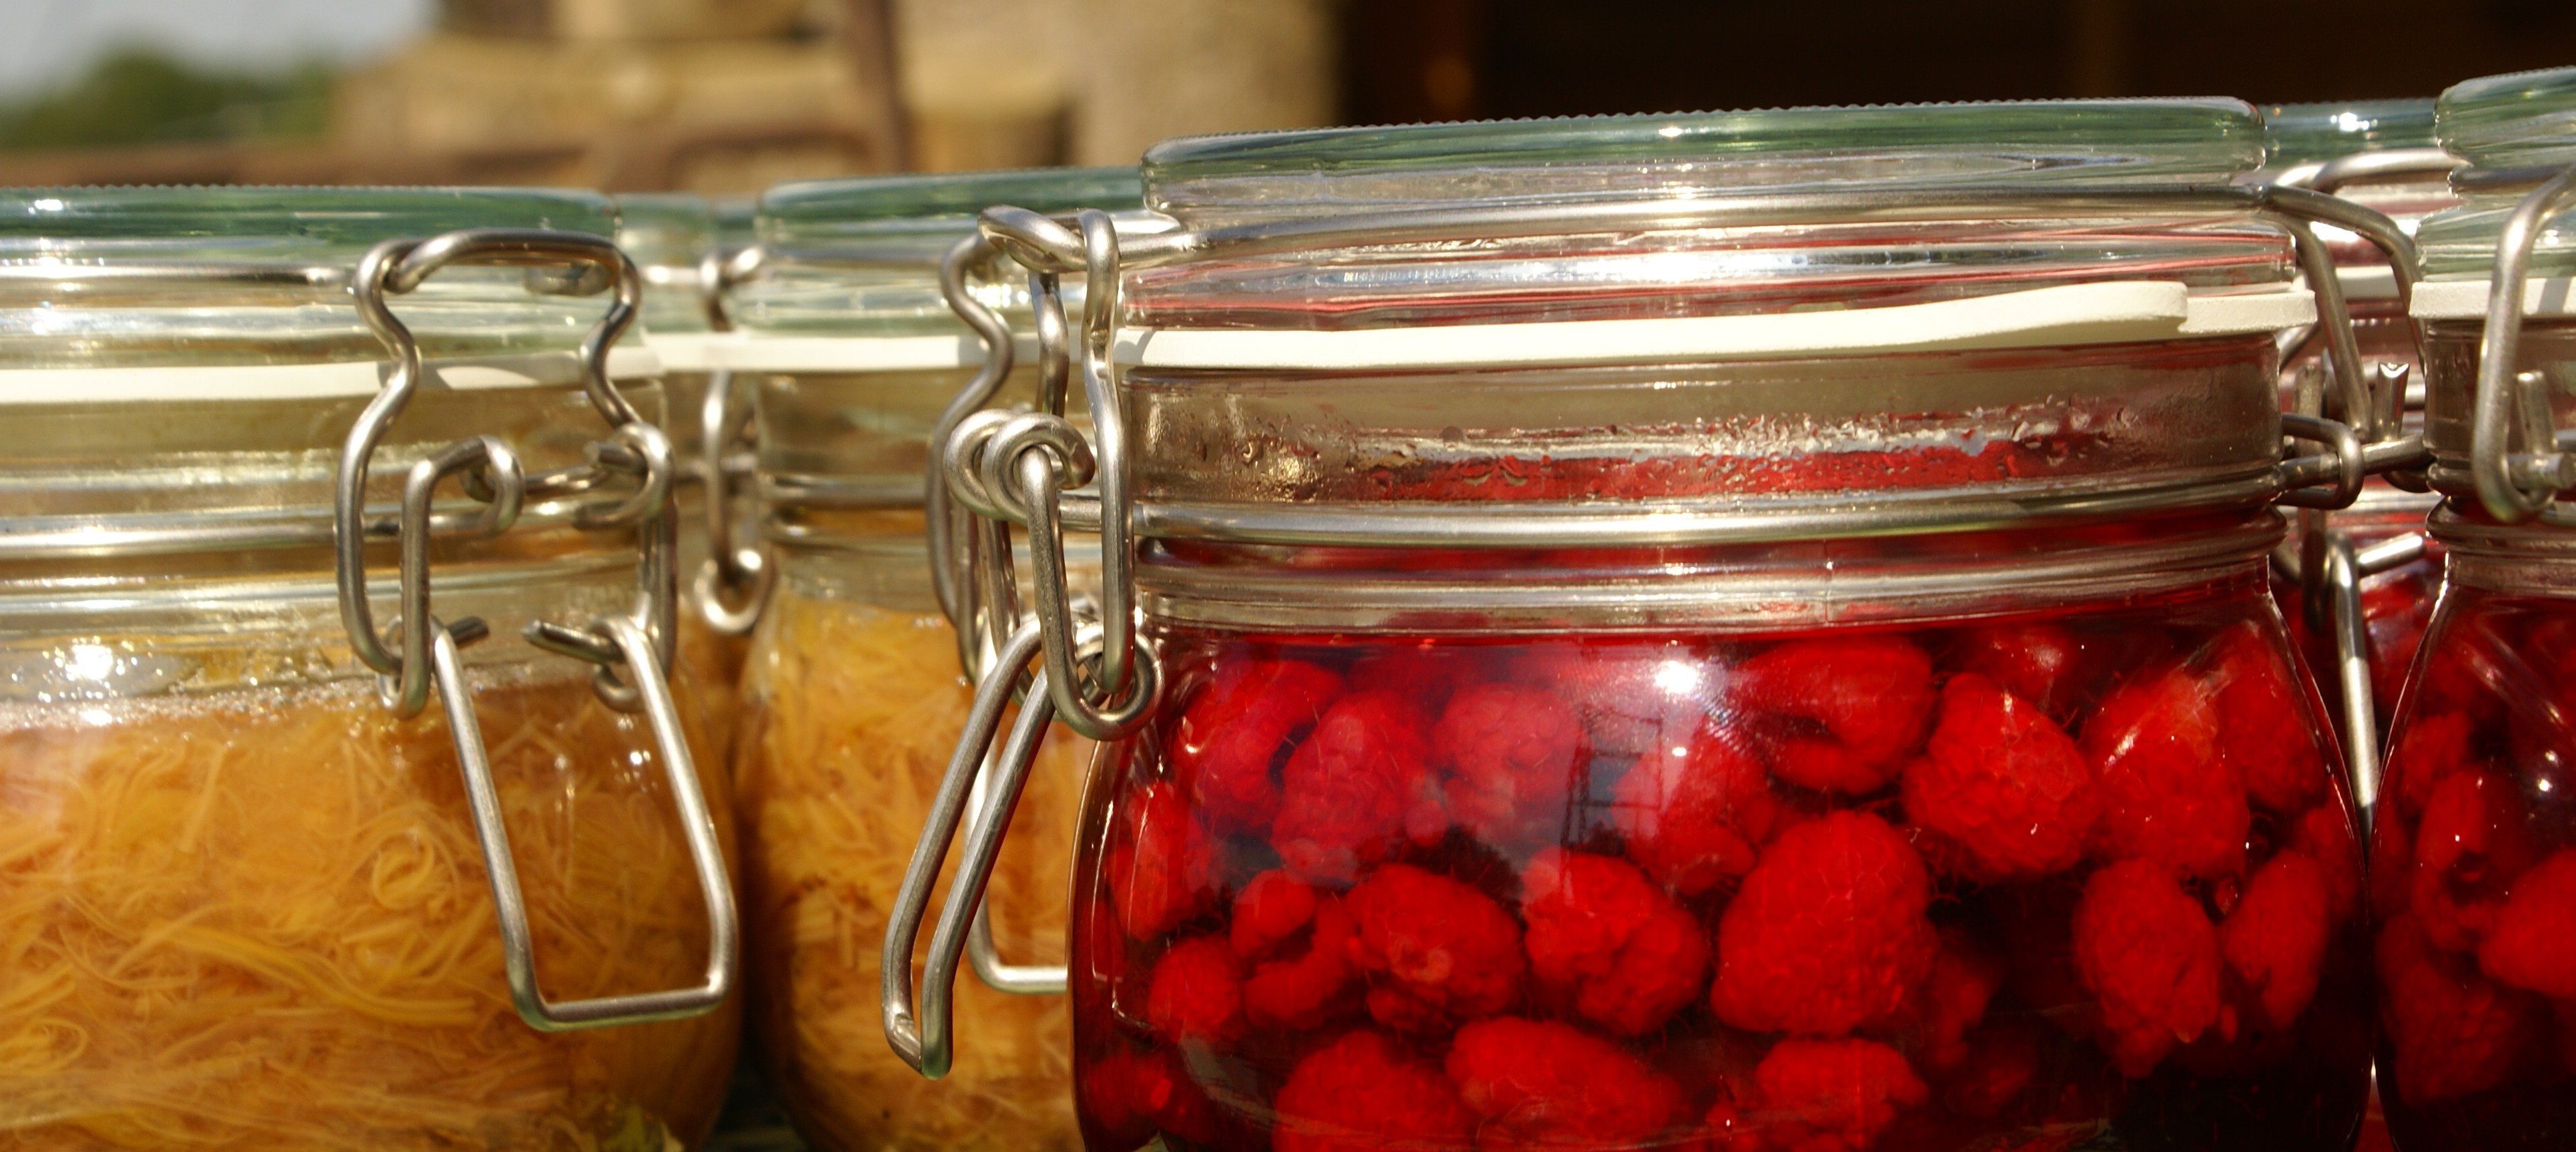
[0, 186, 622, 370]
[1144, 99, 2262, 225]
[614, 192, 717, 336]
[737, 166, 1144, 339]
[2260, 99, 2438, 171]
[1123, 99, 2294, 338]
[2415, 67, 2576, 287]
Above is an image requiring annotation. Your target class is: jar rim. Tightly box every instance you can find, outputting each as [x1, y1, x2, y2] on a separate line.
[1142, 98, 2262, 224]
[2260, 99, 2439, 172]
[0, 186, 614, 257]
[2437, 65, 2576, 171]
[757, 166, 1142, 249]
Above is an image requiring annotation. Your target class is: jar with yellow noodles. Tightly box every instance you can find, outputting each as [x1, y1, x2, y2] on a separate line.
[724, 167, 1142, 1152]
[0, 187, 742, 1151]
[617, 192, 757, 752]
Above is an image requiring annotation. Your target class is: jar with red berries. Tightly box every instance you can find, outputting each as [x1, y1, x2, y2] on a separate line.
[2374, 64, 2576, 1151]
[2258, 101, 2458, 757]
[891, 100, 2417, 1152]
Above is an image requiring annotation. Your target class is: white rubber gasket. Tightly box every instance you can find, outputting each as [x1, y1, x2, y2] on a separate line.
[2338, 265, 2399, 302]
[0, 346, 664, 404]
[713, 334, 1037, 373]
[1109, 282, 2314, 372]
[643, 330, 737, 373]
[2411, 277, 2576, 320]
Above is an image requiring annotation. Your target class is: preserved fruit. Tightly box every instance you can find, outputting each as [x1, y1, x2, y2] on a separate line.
[1071, 587, 2366, 1152]
[2373, 588, 2576, 1147]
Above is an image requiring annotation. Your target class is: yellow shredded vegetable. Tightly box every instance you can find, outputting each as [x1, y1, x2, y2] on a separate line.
[735, 588, 1088, 1152]
[0, 665, 740, 1151]
[677, 613, 749, 759]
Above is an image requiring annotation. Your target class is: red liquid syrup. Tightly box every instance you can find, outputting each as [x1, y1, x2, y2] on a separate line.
[1069, 589, 2369, 1152]
[2373, 587, 2576, 1151]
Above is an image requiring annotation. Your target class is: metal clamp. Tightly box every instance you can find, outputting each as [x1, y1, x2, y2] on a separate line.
[338, 227, 736, 1031]
[2470, 165, 2576, 524]
[884, 622, 1054, 1077]
[692, 364, 772, 636]
[442, 615, 737, 1029]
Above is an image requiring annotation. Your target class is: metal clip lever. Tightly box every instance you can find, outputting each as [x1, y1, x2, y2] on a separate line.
[2316, 529, 2431, 840]
[884, 623, 1054, 1077]
[444, 614, 739, 1031]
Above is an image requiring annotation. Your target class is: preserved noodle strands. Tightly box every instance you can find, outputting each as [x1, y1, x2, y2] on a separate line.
[735, 590, 1089, 1152]
[0, 668, 738, 1152]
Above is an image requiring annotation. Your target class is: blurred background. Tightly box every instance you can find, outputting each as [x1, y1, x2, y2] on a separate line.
[0, 0, 2571, 191]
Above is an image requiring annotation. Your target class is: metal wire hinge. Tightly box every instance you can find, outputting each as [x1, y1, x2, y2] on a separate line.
[338, 227, 737, 1032]
[2465, 164, 2576, 524]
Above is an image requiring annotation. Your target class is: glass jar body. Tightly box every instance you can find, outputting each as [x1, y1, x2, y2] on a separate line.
[0, 552, 741, 1151]
[2370, 564, 2576, 1147]
[1067, 546, 2366, 1152]
[733, 512, 1093, 1152]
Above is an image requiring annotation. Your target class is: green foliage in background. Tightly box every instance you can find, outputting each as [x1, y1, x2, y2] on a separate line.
[0, 48, 332, 152]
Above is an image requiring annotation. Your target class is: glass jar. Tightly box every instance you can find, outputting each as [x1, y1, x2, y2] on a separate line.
[0, 188, 741, 1150]
[618, 191, 755, 751]
[2375, 64, 2576, 1150]
[900, 103, 2408, 1152]
[723, 167, 1143, 1152]
[2255, 102, 2458, 752]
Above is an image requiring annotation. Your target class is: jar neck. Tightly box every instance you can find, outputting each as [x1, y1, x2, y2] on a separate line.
[1136, 509, 2283, 635]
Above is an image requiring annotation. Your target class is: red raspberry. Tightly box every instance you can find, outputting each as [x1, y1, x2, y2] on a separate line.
[1737, 636, 1936, 794]
[1613, 722, 1780, 896]
[2387, 711, 2476, 822]
[1510, 640, 1718, 756]
[1713, 811, 1938, 1037]
[1936, 1023, 2042, 1119]
[2478, 848, 2576, 999]
[2411, 767, 2539, 954]
[2219, 850, 2332, 1032]
[1348, 640, 1484, 710]
[1080, 1046, 1222, 1147]
[1272, 691, 1441, 883]
[1345, 862, 1526, 1033]
[1953, 622, 2084, 718]
[1890, 928, 2004, 1073]
[1108, 780, 1219, 941]
[2377, 913, 2539, 1105]
[1520, 848, 1709, 1037]
[1145, 935, 1246, 1047]
[1433, 682, 1586, 854]
[1900, 673, 2098, 883]
[1274, 1030, 1476, 1152]
[1232, 869, 1318, 957]
[2071, 858, 2223, 1077]
[1173, 656, 1344, 834]
[1447, 1017, 1688, 1151]
[2286, 802, 2363, 924]
[2081, 665, 2250, 881]
[2202, 623, 2324, 815]
[1749, 1038, 1929, 1152]
[1232, 871, 1361, 1031]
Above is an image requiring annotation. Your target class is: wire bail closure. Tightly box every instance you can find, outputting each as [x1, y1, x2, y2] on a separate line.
[689, 243, 774, 636]
[338, 227, 737, 1033]
[2467, 165, 2576, 525]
